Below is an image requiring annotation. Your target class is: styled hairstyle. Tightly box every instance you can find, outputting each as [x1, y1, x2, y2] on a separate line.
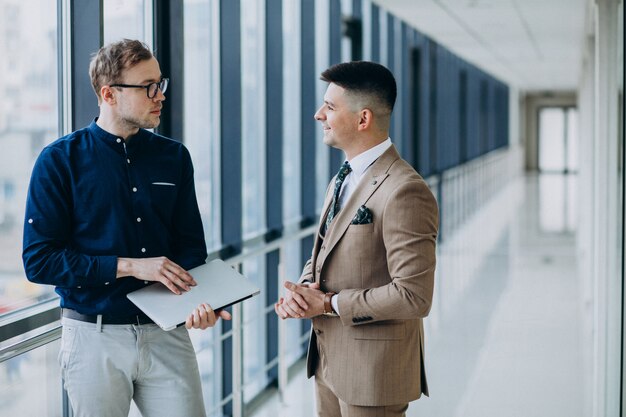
[320, 61, 397, 118]
[89, 39, 154, 103]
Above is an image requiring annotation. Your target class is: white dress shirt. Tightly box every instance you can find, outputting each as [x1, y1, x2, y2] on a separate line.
[331, 138, 392, 315]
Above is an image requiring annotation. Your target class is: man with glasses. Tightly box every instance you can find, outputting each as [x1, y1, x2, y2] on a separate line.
[22, 39, 225, 417]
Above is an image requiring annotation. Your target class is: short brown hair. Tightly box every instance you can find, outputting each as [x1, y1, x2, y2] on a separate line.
[89, 39, 153, 103]
[321, 61, 397, 113]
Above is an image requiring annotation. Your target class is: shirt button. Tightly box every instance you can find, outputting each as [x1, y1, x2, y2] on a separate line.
[77, 286, 82, 289]
[127, 159, 131, 164]
[105, 282, 110, 285]
[28, 218, 33, 224]
[137, 217, 142, 222]
[141, 248, 146, 253]
[144, 281, 149, 285]
[116, 138, 122, 143]
[132, 187, 137, 192]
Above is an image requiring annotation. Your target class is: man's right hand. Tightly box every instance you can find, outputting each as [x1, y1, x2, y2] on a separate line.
[116, 257, 197, 295]
[274, 281, 320, 319]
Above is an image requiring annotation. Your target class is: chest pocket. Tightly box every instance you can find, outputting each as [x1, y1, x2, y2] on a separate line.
[150, 182, 178, 221]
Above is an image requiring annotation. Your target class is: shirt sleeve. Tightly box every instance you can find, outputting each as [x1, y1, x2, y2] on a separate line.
[22, 147, 118, 288]
[169, 146, 208, 270]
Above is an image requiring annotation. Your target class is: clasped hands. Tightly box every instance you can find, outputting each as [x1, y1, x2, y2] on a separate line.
[117, 256, 232, 330]
[274, 281, 326, 319]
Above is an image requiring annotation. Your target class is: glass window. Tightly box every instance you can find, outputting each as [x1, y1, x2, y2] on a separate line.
[241, 0, 267, 239]
[0, 0, 58, 316]
[283, 0, 302, 225]
[0, 339, 62, 416]
[103, 0, 151, 46]
[242, 256, 268, 402]
[538, 107, 565, 172]
[282, 1, 307, 364]
[566, 108, 579, 172]
[315, 0, 331, 209]
[184, 0, 221, 251]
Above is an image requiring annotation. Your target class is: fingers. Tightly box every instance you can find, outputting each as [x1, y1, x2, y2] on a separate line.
[134, 257, 197, 295]
[274, 298, 300, 319]
[217, 309, 232, 321]
[160, 261, 196, 294]
[290, 290, 309, 311]
[186, 303, 218, 330]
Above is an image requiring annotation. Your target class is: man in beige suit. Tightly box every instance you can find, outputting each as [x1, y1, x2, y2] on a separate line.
[275, 61, 439, 417]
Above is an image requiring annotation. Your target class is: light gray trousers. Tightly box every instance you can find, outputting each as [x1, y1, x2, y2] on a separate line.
[59, 317, 206, 417]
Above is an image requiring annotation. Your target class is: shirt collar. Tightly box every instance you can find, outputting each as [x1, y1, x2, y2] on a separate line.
[89, 118, 148, 151]
[346, 138, 392, 179]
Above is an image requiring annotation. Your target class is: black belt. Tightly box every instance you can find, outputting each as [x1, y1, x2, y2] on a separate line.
[61, 308, 154, 325]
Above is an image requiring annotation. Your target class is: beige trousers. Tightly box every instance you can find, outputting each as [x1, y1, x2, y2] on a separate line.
[59, 317, 206, 417]
[314, 338, 409, 417]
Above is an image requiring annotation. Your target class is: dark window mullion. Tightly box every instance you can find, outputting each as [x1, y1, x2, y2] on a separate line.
[70, 0, 102, 131]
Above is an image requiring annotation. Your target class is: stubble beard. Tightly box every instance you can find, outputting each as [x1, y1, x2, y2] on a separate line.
[120, 113, 160, 131]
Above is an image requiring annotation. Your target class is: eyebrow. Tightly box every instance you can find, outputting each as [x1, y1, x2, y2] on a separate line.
[324, 99, 336, 107]
[139, 75, 163, 84]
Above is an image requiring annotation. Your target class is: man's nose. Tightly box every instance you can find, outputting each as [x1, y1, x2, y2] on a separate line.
[154, 88, 166, 102]
[314, 108, 324, 121]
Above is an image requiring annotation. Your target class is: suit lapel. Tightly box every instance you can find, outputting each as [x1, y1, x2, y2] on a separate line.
[321, 145, 400, 258]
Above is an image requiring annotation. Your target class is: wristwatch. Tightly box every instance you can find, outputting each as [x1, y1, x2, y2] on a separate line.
[323, 292, 338, 316]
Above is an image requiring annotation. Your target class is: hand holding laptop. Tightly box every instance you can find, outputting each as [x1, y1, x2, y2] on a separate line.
[128, 259, 261, 331]
[185, 303, 232, 329]
[117, 256, 198, 295]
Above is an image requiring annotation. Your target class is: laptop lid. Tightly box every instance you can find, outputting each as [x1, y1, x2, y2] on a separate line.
[127, 259, 260, 331]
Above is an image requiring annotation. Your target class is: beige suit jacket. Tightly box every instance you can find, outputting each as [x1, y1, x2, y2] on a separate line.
[300, 145, 439, 406]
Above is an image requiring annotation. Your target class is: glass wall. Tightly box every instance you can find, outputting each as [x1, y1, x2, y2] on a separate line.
[0, 0, 58, 315]
[103, 0, 151, 46]
[0, 339, 62, 417]
[184, 0, 221, 251]
[282, 0, 307, 362]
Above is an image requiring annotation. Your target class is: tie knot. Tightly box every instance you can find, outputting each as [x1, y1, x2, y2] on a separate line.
[337, 161, 352, 182]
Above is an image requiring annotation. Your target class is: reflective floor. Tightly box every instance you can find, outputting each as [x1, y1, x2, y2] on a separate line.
[251, 173, 592, 417]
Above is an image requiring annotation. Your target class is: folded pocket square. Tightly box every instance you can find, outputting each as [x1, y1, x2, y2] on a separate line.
[351, 205, 373, 225]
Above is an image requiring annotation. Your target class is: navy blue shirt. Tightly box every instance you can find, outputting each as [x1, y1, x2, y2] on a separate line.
[22, 121, 208, 316]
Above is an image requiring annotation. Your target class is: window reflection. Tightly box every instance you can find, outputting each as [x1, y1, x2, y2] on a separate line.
[0, 0, 58, 315]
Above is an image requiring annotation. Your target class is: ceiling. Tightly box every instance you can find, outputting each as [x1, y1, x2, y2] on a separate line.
[372, 0, 590, 92]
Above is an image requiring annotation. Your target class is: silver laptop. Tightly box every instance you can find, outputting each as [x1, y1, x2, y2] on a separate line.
[127, 259, 260, 331]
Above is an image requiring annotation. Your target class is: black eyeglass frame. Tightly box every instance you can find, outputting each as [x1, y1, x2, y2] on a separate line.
[109, 77, 169, 98]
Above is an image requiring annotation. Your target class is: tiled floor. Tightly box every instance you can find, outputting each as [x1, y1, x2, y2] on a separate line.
[250, 174, 592, 417]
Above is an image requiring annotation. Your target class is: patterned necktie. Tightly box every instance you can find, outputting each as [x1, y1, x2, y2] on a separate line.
[323, 161, 352, 234]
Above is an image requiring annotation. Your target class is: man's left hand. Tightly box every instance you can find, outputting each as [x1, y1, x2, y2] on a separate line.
[185, 303, 232, 330]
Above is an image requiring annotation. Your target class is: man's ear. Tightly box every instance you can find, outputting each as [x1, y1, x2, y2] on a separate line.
[357, 108, 373, 131]
[100, 85, 116, 105]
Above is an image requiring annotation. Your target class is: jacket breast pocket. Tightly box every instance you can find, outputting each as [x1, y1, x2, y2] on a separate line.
[345, 222, 374, 235]
[352, 321, 406, 340]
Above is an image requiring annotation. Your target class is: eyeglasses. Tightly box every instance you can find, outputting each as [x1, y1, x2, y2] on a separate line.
[109, 77, 169, 99]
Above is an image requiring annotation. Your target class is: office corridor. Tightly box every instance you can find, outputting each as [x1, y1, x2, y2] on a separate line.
[251, 173, 591, 417]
